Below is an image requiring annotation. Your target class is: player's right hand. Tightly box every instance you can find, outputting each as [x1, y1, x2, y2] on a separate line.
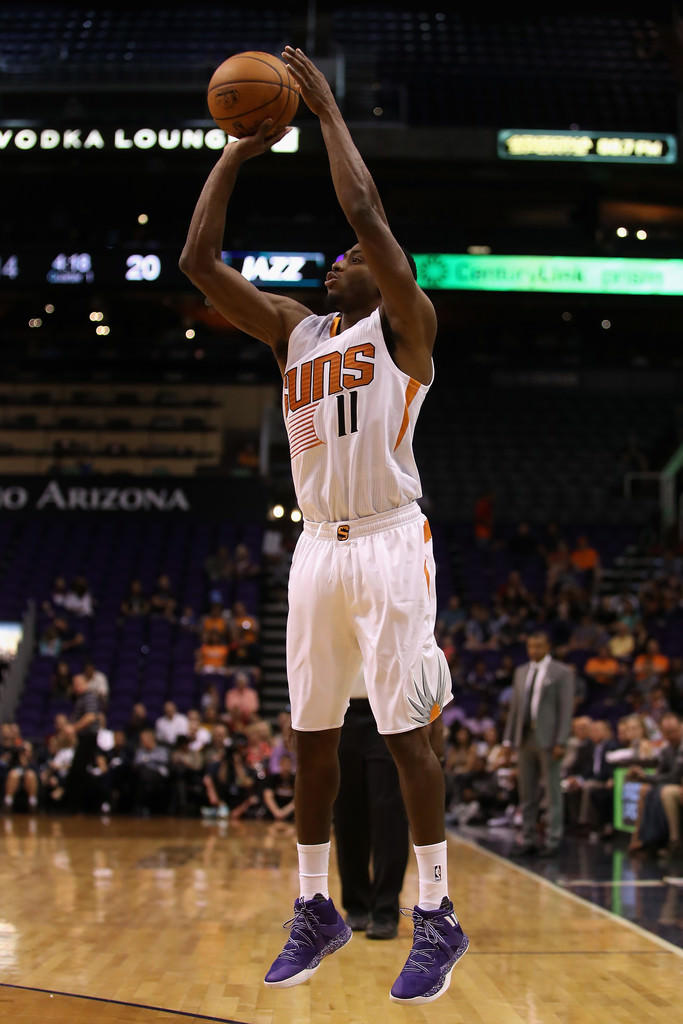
[230, 119, 291, 160]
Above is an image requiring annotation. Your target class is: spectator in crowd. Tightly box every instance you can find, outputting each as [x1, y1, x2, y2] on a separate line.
[633, 638, 671, 694]
[120, 579, 151, 618]
[74, 660, 109, 707]
[464, 603, 498, 651]
[437, 594, 467, 639]
[464, 699, 497, 739]
[444, 724, 483, 820]
[562, 715, 593, 776]
[497, 571, 535, 616]
[51, 614, 87, 655]
[627, 712, 683, 855]
[545, 541, 579, 595]
[100, 730, 134, 815]
[224, 670, 260, 729]
[155, 701, 190, 749]
[593, 595, 618, 633]
[232, 542, 260, 581]
[201, 726, 257, 820]
[0, 723, 18, 794]
[125, 702, 153, 753]
[64, 575, 96, 618]
[3, 740, 40, 813]
[659, 779, 683, 858]
[186, 708, 212, 752]
[195, 628, 230, 676]
[570, 535, 602, 593]
[43, 575, 70, 617]
[562, 719, 619, 835]
[269, 709, 297, 773]
[39, 725, 76, 809]
[149, 573, 177, 620]
[494, 654, 516, 696]
[608, 620, 636, 662]
[582, 645, 626, 702]
[50, 659, 73, 699]
[465, 658, 496, 698]
[262, 751, 296, 825]
[243, 720, 273, 777]
[230, 600, 261, 663]
[262, 521, 297, 590]
[131, 729, 170, 815]
[568, 613, 608, 654]
[616, 713, 659, 764]
[39, 623, 65, 658]
[204, 544, 234, 585]
[200, 681, 221, 719]
[179, 605, 201, 636]
[169, 734, 205, 816]
[200, 599, 234, 642]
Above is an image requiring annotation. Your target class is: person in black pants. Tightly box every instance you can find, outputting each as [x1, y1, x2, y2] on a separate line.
[63, 674, 102, 813]
[333, 678, 409, 940]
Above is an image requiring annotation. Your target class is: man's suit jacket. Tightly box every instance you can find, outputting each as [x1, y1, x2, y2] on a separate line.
[504, 658, 574, 750]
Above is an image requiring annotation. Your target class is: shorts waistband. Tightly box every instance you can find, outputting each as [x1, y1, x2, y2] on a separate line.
[303, 501, 422, 541]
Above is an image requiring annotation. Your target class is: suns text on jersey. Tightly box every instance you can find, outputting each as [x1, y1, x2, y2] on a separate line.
[284, 343, 375, 414]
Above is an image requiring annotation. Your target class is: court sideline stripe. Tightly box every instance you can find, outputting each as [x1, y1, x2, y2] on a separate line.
[449, 831, 683, 959]
[0, 983, 246, 1024]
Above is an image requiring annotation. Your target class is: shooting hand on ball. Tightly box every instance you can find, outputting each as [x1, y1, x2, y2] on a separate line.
[282, 47, 336, 118]
[230, 119, 290, 160]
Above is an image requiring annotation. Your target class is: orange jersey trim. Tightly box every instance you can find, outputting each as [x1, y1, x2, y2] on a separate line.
[393, 377, 421, 451]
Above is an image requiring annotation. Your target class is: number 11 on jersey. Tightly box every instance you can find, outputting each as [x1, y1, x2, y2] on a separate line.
[337, 391, 358, 437]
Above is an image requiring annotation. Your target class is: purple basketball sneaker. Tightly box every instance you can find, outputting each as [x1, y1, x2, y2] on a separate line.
[264, 893, 352, 988]
[390, 897, 469, 1004]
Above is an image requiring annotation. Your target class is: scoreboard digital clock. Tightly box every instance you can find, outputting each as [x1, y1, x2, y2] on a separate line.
[0, 249, 327, 289]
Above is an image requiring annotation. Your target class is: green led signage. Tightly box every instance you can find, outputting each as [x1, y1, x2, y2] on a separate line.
[413, 255, 683, 295]
[498, 129, 677, 164]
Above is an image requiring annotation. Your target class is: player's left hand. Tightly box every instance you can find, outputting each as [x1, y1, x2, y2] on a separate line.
[282, 46, 336, 117]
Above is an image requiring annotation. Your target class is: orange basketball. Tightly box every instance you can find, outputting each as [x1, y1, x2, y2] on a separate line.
[207, 50, 299, 139]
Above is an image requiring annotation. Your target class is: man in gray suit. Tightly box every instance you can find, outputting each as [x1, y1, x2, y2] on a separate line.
[503, 632, 574, 856]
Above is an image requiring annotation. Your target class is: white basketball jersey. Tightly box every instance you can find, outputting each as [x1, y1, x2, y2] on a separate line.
[282, 308, 432, 523]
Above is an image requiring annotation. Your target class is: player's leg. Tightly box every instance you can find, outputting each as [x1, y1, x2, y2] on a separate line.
[265, 532, 356, 988]
[352, 508, 468, 1003]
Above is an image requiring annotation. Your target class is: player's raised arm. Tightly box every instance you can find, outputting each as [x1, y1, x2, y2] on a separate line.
[282, 46, 436, 384]
[179, 122, 312, 373]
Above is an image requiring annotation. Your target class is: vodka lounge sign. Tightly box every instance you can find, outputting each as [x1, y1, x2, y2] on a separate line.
[0, 125, 299, 154]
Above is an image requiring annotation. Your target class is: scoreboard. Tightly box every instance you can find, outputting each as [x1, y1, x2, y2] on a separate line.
[0, 249, 327, 289]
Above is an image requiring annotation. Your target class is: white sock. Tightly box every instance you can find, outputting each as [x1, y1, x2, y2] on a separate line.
[414, 840, 449, 910]
[297, 841, 330, 901]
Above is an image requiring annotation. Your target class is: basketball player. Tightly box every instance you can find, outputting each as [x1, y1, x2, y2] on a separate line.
[180, 45, 468, 1005]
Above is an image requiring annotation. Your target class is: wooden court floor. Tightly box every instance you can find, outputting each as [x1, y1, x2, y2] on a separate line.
[0, 814, 680, 1024]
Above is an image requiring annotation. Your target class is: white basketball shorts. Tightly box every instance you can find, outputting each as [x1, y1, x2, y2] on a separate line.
[286, 501, 452, 735]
